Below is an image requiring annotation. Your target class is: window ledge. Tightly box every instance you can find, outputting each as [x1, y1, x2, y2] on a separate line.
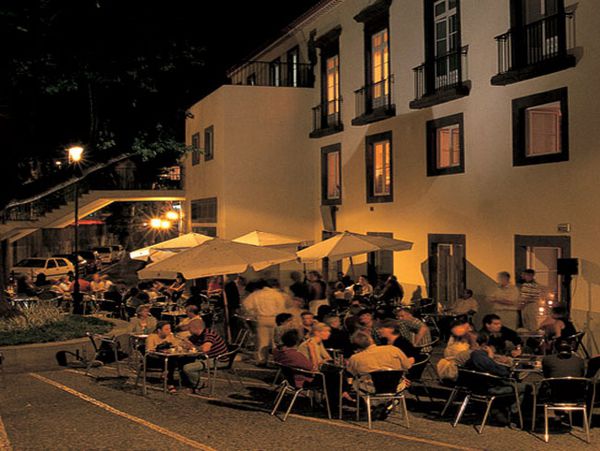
[310, 124, 344, 139]
[409, 82, 471, 109]
[491, 55, 576, 86]
[351, 105, 396, 126]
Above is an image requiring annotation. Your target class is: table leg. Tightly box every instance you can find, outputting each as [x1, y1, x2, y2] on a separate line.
[339, 370, 343, 419]
[142, 354, 147, 396]
[163, 357, 169, 394]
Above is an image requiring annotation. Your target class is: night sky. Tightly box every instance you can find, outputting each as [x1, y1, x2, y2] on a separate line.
[0, 0, 321, 202]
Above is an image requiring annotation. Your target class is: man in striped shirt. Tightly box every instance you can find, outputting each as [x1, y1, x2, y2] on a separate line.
[182, 319, 228, 389]
[519, 269, 544, 331]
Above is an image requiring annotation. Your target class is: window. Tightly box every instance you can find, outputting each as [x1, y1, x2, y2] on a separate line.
[204, 126, 214, 161]
[287, 47, 299, 87]
[326, 55, 340, 121]
[191, 132, 200, 166]
[513, 87, 568, 166]
[246, 73, 256, 86]
[192, 226, 217, 237]
[46, 259, 57, 269]
[269, 58, 281, 87]
[426, 113, 464, 176]
[366, 132, 393, 203]
[370, 28, 390, 108]
[57, 259, 68, 267]
[191, 197, 217, 223]
[433, 0, 459, 86]
[321, 144, 341, 205]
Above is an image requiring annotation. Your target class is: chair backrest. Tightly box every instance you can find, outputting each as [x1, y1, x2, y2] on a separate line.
[215, 345, 240, 369]
[538, 377, 592, 404]
[457, 368, 506, 395]
[232, 329, 249, 348]
[415, 337, 440, 353]
[86, 333, 100, 353]
[275, 363, 305, 388]
[407, 354, 430, 381]
[369, 370, 404, 395]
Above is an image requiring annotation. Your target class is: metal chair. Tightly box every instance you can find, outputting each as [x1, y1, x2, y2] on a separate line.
[562, 331, 591, 359]
[271, 363, 332, 421]
[443, 368, 523, 434]
[413, 337, 440, 380]
[532, 377, 593, 443]
[407, 354, 435, 403]
[208, 343, 246, 395]
[356, 369, 410, 430]
[85, 333, 122, 377]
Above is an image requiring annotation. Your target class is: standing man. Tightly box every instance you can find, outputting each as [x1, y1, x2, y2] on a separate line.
[242, 280, 288, 366]
[487, 271, 521, 330]
[519, 269, 544, 331]
[288, 271, 308, 302]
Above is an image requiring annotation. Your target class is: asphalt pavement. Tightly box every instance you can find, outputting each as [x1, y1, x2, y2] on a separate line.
[1, 362, 598, 451]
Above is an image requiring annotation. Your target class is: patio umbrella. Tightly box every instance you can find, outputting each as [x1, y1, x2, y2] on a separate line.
[129, 232, 213, 261]
[296, 231, 413, 262]
[232, 230, 305, 247]
[138, 238, 296, 341]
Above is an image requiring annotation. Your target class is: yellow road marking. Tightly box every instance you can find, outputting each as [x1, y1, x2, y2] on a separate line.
[29, 373, 216, 451]
[57, 368, 481, 451]
[0, 413, 12, 451]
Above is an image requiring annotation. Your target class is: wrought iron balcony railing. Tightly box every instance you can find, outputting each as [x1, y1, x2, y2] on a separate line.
[311, 99, 342, 136]
[495, 11, 574, 75]
[228, 61, 314, 88]
[354, 76, 394, 120]
[412, 46, 469, 101]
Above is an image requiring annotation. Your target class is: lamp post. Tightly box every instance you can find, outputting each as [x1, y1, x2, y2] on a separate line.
[68, 146, 84, 314]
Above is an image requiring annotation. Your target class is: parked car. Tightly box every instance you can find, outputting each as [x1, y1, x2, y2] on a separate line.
[11, 257, 75, 281]
[78, 250, 102, 273]
[92, 246, 115, 265]
[53, 254, 89, 276]
[110, 245, 125, 262]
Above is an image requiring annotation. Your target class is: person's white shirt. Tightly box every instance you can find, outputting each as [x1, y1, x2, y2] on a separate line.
[242, 287, 289, 317]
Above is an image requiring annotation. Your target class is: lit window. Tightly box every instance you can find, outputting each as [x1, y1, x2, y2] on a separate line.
[437, 124, 461, 168]
[326, 55, 340, 117]
[327, 151, 341, 200]
[526, 101, 561, 156]
[373, 140, 391, 196]
[371, 28, 390, 104]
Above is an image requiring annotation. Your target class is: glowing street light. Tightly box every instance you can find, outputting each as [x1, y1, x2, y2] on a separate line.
[67, 146, 84, 163]
[160, 220, 172, 230]
[165, 211, 179, 221]
[149, 218, 162, 229]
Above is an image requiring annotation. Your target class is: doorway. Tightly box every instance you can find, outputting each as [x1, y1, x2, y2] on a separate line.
[428, 234, 466, 308]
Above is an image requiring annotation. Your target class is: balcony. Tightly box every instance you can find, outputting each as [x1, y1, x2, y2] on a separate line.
[228, 61, 314, 88]
[409, 46, 470, 110]
[351, 77, 395, 126]
[310, 99, 343, 139]
[491, 12, 576, 86]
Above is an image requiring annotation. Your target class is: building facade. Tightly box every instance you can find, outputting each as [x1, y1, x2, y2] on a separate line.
[184, 0, 600, 341]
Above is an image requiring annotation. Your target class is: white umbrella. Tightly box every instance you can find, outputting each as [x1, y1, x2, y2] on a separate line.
[296, 231, 412, 262]
[137, 238, 296, 280]
[129, 232, 213, 261]
[232, 230, 305, 247]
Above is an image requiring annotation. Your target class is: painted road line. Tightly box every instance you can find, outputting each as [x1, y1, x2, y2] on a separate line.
[59, 368, 480, 451]
[0, 413, 12, 451]
[29, 373, 215, 451]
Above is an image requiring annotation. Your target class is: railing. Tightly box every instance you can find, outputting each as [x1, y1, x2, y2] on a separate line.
[311, 99, 342, 134]
[228, 61, 314, 88]
[0, 156, 182, 223]
[413, 46, 469, 100]
[495, 12, 574, 74]
[354, 76, 394, 118]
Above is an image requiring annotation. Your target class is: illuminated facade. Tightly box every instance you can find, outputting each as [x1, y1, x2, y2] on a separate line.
[184, 0, 600, 340]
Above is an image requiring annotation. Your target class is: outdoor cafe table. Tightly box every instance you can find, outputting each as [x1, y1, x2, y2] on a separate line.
[160, 310, 187, 325]
[143, 348, 207, 395]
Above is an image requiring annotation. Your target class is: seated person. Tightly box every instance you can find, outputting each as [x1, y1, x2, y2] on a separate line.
[542, 339, 585, 378]
[479, 314, 522, 357]
[69, 277, 91, 293]
[298, 323, 332, 370]
[129, 305, 157, 335]
[347, 332, 414, 397]
[322, 314, 353, 358]
[300, 311, 315, 339]
[51, 276, 71, 295]
[344, 299, 367, 333]
[90, 273, 110, 295]
[207, 276, 223, 297]
[437, 319, 477, 382]
[395, 308, 432, 352]
[273, 329, 314, 388]
[356, 309, 383, 345]
[182, 319, 228, 389]
[35, 273, 50, 288]
[446, 289, 479, 316]
[377, 319, 420, 360]
[539, 306, 578, 342]
[185, 285, 205, 309]
[316, 304, 334, 323]
[16, 275, 40, 297]
[145, 321, 182, 393]
[273, 313, 295, 349]
[345, 275, 374, 299]
[376, 275, 404, 305]
[124, 286, 150, 309]
[166, 273, 186, 299]
[176, 305, 201, 339]
[465, 334, 525, 424]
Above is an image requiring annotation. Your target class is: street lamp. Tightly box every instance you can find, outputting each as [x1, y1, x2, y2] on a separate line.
[159, 220, 171, 230]
[149, 218, 162, 229]
[68, 145, 84, 314]
[165, 211, 179, 221]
